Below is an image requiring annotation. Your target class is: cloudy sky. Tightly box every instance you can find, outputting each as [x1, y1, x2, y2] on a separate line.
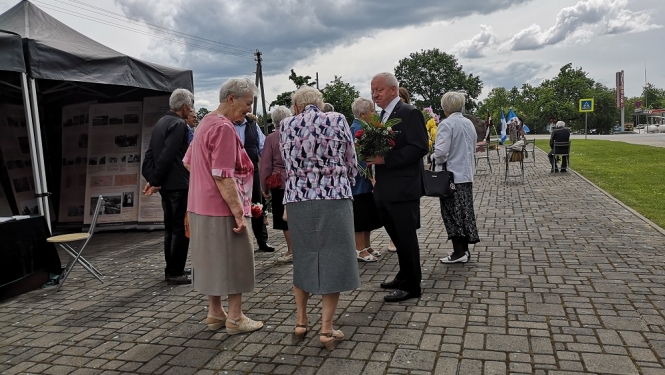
[1, 0, 663, 112]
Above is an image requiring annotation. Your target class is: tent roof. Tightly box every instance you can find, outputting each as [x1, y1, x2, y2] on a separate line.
[0, 1, 193, 92]
[0, 30, 25, 72]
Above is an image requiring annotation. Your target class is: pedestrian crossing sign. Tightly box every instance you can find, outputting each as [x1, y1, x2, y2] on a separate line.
[579, 98, 594, 112]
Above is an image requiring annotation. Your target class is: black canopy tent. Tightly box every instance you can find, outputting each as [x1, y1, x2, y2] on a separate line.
[0, 0, 193, 230]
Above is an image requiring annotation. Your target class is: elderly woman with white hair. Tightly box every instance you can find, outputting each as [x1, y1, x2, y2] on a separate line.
[349, 97, 383, 261]
[280, 86, 360, 350]
[183, 77, 263, 335]
[433, 91, 480, 264]
[260, 105, 293, 263]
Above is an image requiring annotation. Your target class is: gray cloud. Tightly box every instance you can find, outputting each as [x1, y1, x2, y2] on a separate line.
[116, 0, 532, 92]
[468, 61, 551, 90]
[505, 0, 661, 51]
[451, 25, 498, 58]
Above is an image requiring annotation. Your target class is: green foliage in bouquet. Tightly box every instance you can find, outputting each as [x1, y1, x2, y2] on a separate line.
[354, 113, 401, 178]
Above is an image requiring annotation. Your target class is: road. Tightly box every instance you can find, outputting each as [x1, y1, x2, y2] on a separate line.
[527, 132, 665, 148]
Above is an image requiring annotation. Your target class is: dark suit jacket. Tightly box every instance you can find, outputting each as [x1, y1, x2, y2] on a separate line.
[374, 100, 429, 202]
[549, 128, 571, 152]
[142, 112, 190, 190]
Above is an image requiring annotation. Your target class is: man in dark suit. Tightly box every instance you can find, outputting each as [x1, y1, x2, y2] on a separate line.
[369, 72, 429, 302]
[142, 88, 193, 285]
[232, 113, 274, 252]
[548, 120, 571, 172]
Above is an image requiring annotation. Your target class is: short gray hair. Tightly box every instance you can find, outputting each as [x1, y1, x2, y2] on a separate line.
[169, 88, 194, 111]
[351, 97, 374, 118]
[219, 77, 258, 103]
[291, 86, 324, 110]
[372, 72, 399, 89]
[323, 103, 335, 112]
[271, 105, 292, 125]
[556, 120, 566, 128]
[441, 92, 466, 114]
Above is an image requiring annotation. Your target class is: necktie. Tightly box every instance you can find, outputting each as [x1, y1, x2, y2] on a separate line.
[380, 110, 386, 122]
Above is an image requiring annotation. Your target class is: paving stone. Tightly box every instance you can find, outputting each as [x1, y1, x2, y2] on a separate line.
[389, 349, 436, 371]
[117, 344, 167, 362]
[582, 353, 639, 374]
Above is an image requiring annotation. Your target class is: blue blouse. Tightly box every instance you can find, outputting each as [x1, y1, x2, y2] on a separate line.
[350, 118, 373, 195]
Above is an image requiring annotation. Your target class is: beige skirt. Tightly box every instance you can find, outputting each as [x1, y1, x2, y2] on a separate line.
[189, 213, 255, 296]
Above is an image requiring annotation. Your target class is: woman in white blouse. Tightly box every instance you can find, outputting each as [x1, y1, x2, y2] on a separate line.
[432, 92, 480, 264]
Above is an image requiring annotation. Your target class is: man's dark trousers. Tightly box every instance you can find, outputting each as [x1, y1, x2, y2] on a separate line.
[160, 189, 189, 277]
[375, 192, 422, 293]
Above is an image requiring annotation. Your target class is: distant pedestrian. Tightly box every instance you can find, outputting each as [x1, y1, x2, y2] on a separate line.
[548, 120, 570, 173]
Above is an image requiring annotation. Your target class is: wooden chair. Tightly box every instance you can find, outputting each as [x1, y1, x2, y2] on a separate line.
[48, 195, 105, 291]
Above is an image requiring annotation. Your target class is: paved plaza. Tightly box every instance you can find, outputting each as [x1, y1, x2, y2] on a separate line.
[2, 149, 665, 375]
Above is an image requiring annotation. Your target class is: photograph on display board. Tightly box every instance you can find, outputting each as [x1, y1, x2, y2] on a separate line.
[114, 134, 139, 148]
[90, 195, 122, 216]
[122, 192, 134, 208]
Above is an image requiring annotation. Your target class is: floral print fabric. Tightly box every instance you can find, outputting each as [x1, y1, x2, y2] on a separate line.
[279, 105, 358, 203]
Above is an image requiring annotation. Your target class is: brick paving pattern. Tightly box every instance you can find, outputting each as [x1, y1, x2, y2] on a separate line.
[2, 149, 665, 374]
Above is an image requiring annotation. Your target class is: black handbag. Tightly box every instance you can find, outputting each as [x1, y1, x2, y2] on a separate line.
[423, 159, 455, 198]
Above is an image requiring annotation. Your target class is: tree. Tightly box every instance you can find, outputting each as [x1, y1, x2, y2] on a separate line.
[269, 69, 317, 109]
[394, 48, 483, 114]
[196, 107, 209, 122]
[642, 83, 665, 109]
[321, 76, 359, 121]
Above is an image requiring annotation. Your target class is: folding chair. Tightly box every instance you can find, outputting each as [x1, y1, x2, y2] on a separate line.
[552, 141, 571, 171]
[528, 138, 537, 165]
[504, 147, 525, 182]
[474, 141, 492, 173]
[48, 195, 105, 291]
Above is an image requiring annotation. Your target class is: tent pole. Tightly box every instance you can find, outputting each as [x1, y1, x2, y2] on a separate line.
[28, 78, 52, 231]
[20, 73, 48, 228]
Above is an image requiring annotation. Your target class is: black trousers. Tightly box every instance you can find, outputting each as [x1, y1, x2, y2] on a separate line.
[251, 170, 269, 247]
[548, 150, 568, 169]
[159, 189, 189, 277]
[374, 193, 422, 293]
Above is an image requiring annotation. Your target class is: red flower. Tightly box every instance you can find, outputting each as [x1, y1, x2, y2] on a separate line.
[355, 130, 364, 138]
[388, 139, 396, 147]
[250, 204, 263, 218]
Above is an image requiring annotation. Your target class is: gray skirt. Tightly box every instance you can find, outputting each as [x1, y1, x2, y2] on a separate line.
[286, 199, 360, 295]
[189, 213, 255, 296]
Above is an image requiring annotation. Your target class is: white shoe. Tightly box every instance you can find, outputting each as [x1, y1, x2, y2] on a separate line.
[366, 247, 381, 257]
[277, 253, 293, 263]
[357, 249, 378, 262]
[440, 253, 469, 264]
[388, 243, 397, 252]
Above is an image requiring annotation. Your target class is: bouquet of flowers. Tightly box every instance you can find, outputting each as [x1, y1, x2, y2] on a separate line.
[250, 203, 263, 218]
[423, 107, 439, 154]
[354, 113, 401, 178]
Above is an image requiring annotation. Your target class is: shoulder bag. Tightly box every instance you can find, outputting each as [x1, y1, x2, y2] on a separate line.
[423, 159, 455, 198]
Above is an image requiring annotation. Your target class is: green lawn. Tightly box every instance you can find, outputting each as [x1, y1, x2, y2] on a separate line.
[536, 139, 665, 229]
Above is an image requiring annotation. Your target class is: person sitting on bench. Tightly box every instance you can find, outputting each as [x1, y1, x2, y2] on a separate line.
[548, 121, 570, 173]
